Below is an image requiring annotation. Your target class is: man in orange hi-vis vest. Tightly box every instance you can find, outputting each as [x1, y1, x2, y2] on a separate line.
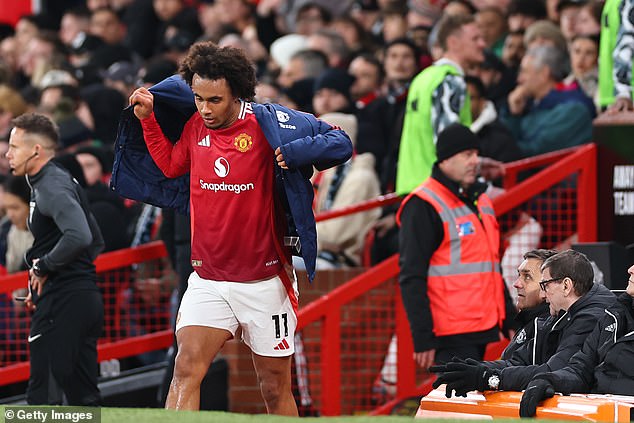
[396, 123, 507, 370]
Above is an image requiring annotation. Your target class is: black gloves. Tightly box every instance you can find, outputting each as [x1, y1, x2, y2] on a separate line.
[519, 377, 556, 418]
[429, 358, 498, 398]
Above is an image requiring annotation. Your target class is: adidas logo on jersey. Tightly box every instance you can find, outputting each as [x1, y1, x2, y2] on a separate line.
[274, 339, 290, 351]
[604, 323, 616, 332]
[198, 134, 210, 147]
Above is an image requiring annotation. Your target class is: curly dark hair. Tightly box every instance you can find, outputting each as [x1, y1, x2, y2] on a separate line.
[179, 41, 257, 101]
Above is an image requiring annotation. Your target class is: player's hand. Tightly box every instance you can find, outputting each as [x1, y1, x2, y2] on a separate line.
[275, 147, 288, 169]
[129, 87, 155, 120]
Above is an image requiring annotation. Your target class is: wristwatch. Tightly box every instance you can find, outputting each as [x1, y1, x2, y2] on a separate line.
[32, 261, 44, 277]
[487, 374, 500, 390]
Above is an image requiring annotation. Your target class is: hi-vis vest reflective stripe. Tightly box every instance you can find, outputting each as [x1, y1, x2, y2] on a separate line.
[399, 178, 506, 337]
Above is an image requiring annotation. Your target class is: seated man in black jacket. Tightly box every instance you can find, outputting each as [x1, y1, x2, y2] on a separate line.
[500, 248, 557, 360]
[520, 264, 634, 417]
[430, 249, 617, 397]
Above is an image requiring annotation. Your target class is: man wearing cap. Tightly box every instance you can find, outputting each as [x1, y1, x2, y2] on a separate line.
[396, 13, 486, 196]
[396, 123, 507, 369]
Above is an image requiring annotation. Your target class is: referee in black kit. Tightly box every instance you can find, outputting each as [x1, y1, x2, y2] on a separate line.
[6, 113, 104, 405]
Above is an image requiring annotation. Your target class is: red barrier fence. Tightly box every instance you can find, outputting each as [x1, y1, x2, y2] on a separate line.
[0, 241, 174, 385]
[0, 144, 599, 414]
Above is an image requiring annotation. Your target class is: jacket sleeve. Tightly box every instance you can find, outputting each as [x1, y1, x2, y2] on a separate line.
[36, 181, 94, 274]
[398, 196, 443, 352]
[140, 113, 190, 178]
[278, 115, 353, 171]
[484, 344, 533, 370]
[499, 310, 601, 391]
[548, 318, 605, 394]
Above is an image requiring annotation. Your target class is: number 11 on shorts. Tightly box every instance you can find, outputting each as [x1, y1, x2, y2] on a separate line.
[272, 313, 289, 338]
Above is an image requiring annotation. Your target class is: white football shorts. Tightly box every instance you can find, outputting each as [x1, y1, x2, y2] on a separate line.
[176, 271, 298, 357]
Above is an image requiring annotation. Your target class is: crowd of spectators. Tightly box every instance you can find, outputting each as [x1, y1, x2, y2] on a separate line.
[0, 0, 623, 271]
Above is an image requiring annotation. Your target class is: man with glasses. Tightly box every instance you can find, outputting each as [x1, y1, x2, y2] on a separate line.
[430, 249, 616, 397]
[520, 262, 634, 417]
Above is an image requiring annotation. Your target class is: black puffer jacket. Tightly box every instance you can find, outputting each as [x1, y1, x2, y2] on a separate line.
[500, 302, 551, 361]
[546, 293, 634, 395]
[497, 283, 617, 391]
[485, 302, 551, 370]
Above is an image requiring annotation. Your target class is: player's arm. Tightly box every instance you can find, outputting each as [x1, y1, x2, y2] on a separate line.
[129, 87, 190, 177]
[33, 182, 93, 278]
[276, 114, 353, 171]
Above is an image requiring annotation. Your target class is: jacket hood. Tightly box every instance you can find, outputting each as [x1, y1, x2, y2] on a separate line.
[149, 75, 197, 141]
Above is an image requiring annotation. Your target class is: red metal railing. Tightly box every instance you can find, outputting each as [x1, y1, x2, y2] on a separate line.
[0, 241, 173, 385]
[314, 193, 401, 222]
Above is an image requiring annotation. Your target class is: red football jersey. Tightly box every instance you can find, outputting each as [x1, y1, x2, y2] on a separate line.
[142, 102, 284, 281]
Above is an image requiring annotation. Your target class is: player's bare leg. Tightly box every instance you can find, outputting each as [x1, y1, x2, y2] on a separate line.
[252, 353, 298, 416]
[166, 326, 232, 410]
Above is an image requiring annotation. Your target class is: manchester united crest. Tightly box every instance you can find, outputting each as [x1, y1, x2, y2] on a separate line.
[234, 133, 253, 152]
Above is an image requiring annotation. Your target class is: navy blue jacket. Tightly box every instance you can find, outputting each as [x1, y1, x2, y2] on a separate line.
[110, 75, 353, 281]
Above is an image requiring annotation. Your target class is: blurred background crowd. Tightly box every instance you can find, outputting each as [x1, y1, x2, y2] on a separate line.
[0, 0, 621, 273]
